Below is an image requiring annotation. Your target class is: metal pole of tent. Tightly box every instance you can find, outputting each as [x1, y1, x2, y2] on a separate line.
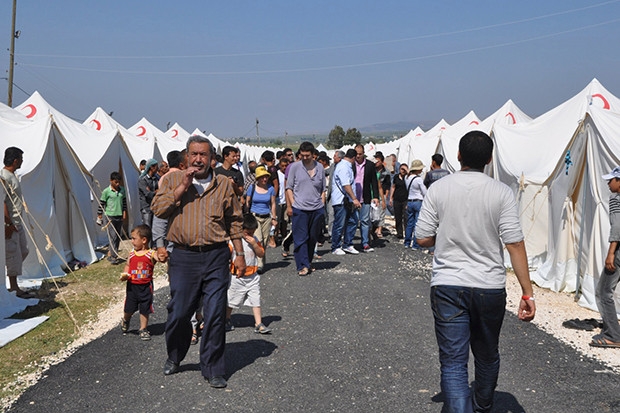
[575, 159, 589, 302]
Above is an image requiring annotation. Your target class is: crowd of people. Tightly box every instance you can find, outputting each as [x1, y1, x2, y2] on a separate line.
[27, 131, 620, 412]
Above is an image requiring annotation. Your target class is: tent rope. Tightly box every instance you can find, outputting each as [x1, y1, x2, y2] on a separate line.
[0, 174, 81, 334]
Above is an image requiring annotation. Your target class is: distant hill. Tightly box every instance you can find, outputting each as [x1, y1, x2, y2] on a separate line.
[359, 120, 438, 135]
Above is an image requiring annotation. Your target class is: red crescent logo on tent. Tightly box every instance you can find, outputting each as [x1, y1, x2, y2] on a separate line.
[505, 112, 516, 124]
[171, 129, 179, 138]
[440, 127, 446, 130]
[469, 120, 479, 125]
[416, 133, 422, 136]
[137, 126, 146, 137]
[23, 104, 37, 118]
[592, 93, 610, 110]
[91, 119, 102, 130]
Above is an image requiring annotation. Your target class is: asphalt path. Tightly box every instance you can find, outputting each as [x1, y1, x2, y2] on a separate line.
[7, 236, 620, 412]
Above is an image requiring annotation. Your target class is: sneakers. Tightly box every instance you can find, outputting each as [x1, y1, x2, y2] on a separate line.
[332, 248, 346, 255]
[342, 246, 359, 255]
[363, 245, 375, 253]
[225, 319, 235, 332]
[120, 318, 129, 334]
[139, 329, 151, 341]
[254, 323, 272, 334]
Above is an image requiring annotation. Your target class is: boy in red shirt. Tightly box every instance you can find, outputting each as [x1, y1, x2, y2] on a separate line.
[120, 224, 160, 341]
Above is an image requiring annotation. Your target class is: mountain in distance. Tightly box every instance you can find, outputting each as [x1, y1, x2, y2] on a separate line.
[359, 120, 438, 135]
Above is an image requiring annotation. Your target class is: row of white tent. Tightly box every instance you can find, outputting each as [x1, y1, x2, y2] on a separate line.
[1, 78, 620, 317]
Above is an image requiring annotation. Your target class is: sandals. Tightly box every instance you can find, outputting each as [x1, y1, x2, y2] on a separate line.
[589, 335, 620, 348]
[298, 268, 309, 276]
[281, 249, 289, 258]
[191, 333, 199, 345]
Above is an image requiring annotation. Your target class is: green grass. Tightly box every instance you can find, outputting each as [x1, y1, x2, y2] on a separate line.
[0, 250, 160, 407]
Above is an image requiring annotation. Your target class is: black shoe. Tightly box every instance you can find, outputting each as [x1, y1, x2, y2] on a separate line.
[163, 359, 179, 375]
[207, 376, 227, 388]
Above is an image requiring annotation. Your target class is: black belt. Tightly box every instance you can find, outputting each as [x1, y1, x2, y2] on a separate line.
[253, 213, 271, 218]
[175, 242, 226, 252]
[408, 199, 423, 202]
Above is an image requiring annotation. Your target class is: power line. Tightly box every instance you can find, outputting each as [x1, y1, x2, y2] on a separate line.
[16, 18, 620, 76]
[15, 0, 620, 60]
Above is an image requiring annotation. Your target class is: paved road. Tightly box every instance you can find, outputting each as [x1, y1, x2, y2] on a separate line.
[7, 237, 620, 412]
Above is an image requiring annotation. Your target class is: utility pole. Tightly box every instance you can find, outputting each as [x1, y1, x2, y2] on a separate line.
[255, 118, 260, 144]
[7, 0, 17, 107]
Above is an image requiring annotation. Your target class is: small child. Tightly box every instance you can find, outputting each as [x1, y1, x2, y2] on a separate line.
[226, 214, 272, 334]
[120, 224, 159, 341]
[97, 171, 127, 265]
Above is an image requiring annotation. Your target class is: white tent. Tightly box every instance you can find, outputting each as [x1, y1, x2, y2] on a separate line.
[493, 79, 620, 311]
[17, 94, 142, 248]
[128, 118, 165, 162]
[160, 122, 190, 158]
[436, 111, 482, 173]
[398, 121, 449, 171]
[0, 115, 98, 281]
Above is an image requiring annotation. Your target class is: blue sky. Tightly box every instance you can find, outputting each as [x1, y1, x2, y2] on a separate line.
[1, 1, 619, 138]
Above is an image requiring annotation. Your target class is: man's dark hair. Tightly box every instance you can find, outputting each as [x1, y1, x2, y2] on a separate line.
[3, 147, 23, 167]
[242, 213, 259, 231]
[110, 171, 122, 181]
[215, 154, 223, 163]
[276, 150, 283, 160]
[374, 152, 384, 162]
[459, 131, 493, 170]
[283, 148, 293, 156]
[299, 141, 315, 153]
[167, 150, 184, 168]
[317, 153, 330, 165]
[248, 160, 257, 173]
[261, 150, 275, 163]
[345, 148, 357, 159]
[132, 224, 152, 244]
[222, 145, 239, 158]
[431, 153, 444, 166]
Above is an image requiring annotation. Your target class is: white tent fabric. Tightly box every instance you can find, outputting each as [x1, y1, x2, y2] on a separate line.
[18, 94, 142, 246]
[0, 115, 98, 281]
[160, 122, 190, 157]
[85, 108, 155, 169]
[398, 120, 449, 171]
[436, 111, 482, 173]
[492, 79, 620, 313]
[128, 118, 165, 162]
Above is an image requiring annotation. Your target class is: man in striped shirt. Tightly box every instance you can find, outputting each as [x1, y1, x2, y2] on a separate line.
[151, 135, 245, 389]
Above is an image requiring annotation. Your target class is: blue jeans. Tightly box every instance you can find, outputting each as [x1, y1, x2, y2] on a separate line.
[331, 204, 346, 250]
[359, 203, 371, 247]
[291, 207, 325, 271]
[404, 200, 422, 248]
[343, 207, 359, 249]
[431, 285, 506, 413]
[595, 250, 620, 342]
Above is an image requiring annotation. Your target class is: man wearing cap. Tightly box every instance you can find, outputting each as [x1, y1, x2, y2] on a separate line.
[591, 166, 620, 348]
[404, 159, 427, 250]
[415, 131, 535, 412]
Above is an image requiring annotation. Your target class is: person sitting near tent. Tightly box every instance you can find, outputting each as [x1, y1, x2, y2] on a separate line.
[591, 167, 620, 348]
[97, 171, 127, 265]
[138, 158, 159, 228]
[2, 147, 33, 299]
